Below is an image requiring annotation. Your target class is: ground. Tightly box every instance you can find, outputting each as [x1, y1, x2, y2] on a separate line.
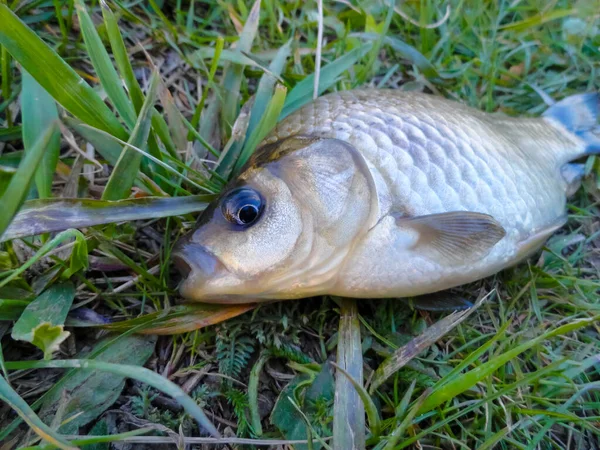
[0, 0, 599, 449]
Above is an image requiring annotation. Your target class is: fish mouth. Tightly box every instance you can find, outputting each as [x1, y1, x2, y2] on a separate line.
[173, 242, 227, 300]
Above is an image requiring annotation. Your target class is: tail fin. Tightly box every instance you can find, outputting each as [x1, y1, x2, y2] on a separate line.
[543, 93, 600, 154]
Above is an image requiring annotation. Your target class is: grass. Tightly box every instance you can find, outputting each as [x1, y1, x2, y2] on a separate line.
[0, 0, 599, 448]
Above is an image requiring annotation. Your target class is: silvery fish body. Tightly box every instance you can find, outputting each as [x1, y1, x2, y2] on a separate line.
[174, 89, 599, 303]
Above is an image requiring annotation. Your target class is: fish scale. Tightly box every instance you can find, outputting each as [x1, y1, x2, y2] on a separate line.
[269, 90, 570, 237]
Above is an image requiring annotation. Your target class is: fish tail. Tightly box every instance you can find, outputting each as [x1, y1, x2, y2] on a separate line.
[543, 92, 600, 155]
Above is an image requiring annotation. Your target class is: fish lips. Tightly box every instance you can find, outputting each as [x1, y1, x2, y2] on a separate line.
[172, 240, 225, 301]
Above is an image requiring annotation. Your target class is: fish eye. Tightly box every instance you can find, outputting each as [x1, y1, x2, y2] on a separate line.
[221, 187, 264, 227]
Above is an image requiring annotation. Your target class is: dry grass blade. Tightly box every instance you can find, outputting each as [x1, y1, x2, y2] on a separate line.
[76, 435, 332, 445]
[369, 291, 491, 393]
[333, 298, 365, 450]
[1, 195, 211, 242]
[101, 303, 256, 335]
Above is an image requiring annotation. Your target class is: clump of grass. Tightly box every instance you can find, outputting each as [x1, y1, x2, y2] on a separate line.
[0, 0, 599, 449]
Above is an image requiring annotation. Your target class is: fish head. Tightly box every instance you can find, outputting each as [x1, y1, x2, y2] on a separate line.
[173, 136, 379, 303]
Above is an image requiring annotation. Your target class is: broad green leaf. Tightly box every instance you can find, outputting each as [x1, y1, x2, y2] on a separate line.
[5, 357, 220, 438]
[21, 71, 61, 199]
[0, 4, 127, 140]
[75, 0, 137, 130]
[0, 375, 77, 450]
[100, 302, 255, 335]
[37, 334, 156, 433]
[333, 298, 365, 450]
[11, 283, 76, 360]
[281, 44, 372, 119]
[233, 83, 287, 174]
[102, 71, 159, 200]
[0, 122, 60, 239]
[271, 364, 335, 450]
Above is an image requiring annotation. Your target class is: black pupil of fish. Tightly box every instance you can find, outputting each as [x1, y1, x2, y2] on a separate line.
[238, 204, 258, 224]
[221, 188, 263, 227]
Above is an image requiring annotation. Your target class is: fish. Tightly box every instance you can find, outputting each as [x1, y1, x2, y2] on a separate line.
[173, 89, 600, 305]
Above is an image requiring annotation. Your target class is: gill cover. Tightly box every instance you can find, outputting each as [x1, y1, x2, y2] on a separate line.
[175, 136, 380, 301]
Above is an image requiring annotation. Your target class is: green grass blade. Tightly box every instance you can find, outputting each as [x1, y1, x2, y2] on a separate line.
[248, 352, 269, 436]
[382, 388, 431, 450]
[0, 375, 77, 450]
[330, 362, 381, 437]
[352, 34, 449, 81]
[0, 229, 85, 288]
[233, 84, 287, 174]
[75, 0, 136, 130]
[102, 71, 159, 200]
[1, 44, 13, 127]
[247, 40, 291, 136]
[189, 36, 223, 140]
[4, 358, 221, 438]
[2, 195, 211, 242]
[100, 1, 145, 113]
[218, 41, 290, 177]
[219, 0, 261, 142]
[0, 122, 59, 239]
[0, 299, 30, 320]
[0, 126, 21, 142]
[21, 71, 60, 199]
[281, 44, 371, 119]
[418, 316, 599, 414]
[0, 4, 127, 140]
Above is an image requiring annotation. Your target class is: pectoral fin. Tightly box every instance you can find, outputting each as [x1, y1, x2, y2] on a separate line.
[395, 211, 506, 263]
